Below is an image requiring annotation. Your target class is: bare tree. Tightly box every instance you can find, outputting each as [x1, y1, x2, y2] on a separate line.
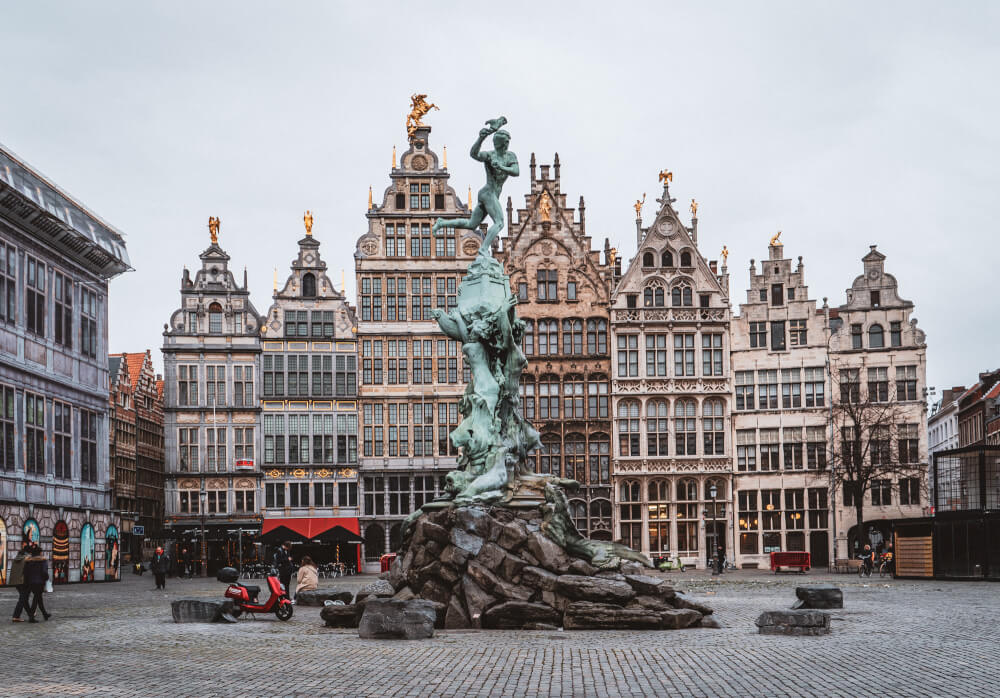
[823, 366, 926, 551]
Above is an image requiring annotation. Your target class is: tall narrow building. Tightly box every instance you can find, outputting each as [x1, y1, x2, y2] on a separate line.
[354, 119, 474, 571]
[161, 223, 262, 575]
[498, 154, 615, 538]
[258, 221, 361, 569]
[730, 240, 833, 569]
[828, 246, 928, 558]
[609, 175, 732, 570]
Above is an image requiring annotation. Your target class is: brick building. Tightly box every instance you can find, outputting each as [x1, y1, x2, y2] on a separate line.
[353, 122, 474, 571]
[0, 143, 130, 583]
[730, 241, 833, 568]
[498, 154, 615, 538]
[609, 175, 732, 569]
[257, 224, 361, 568]
[108, 350, 165, 559]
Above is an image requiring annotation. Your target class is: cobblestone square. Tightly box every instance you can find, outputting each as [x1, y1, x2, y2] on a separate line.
[0, 570, 997, 697]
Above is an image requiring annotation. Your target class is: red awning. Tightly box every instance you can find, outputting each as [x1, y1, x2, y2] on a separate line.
[261, 517, 360, 540]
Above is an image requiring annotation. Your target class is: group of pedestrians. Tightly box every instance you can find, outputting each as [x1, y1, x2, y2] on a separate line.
[272, 541, 319, 603]
[9, 542, 52, 623]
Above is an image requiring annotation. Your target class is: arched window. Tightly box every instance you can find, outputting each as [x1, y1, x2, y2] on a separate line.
[208, 302, 223, 334]
[538, 435, 561, 475]
[675, 399, 697, 455]
[671, 284, 693, 307]
[539, 376, 560, 419]
[619, 480, 642, 551]
[590, 498, 612, 520]
[643, 252, 655, 267]
[680, 251, 692, 267]
[869, 324, 884, 348]
[562, 319, 583, 355]
[646, 400, 669, 456]
[586, 319, 608, 354]
[523, 319, 534, 355]
[569, 500, 588, 533]
[565, 435, 586, 481]
[302, 272, 316, 298]
[618, 401, 640, 456]
[364, 524, 385, 562]
[702, 399, 725, 455]
[538, 319, 558, 355]
[676, 479, 699, 554]
[648, 480, 671, 555]
[661, 250, 673, 267]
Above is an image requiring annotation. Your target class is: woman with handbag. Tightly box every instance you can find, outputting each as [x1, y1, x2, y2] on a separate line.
[24, 544, 51, 622]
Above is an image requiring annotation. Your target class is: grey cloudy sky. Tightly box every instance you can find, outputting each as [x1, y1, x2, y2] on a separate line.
[2, 1, 997, 397]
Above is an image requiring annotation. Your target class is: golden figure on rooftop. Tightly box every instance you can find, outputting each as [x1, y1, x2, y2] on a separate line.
[539, 191, 553, 222]
[208, 216, 220, 245]
[770, 230, 782, 246]
[658, 169, 673, 185]
[721, 245, 729, 264]
[633, 193, 646, 218]
[303, 210, 314, 236]
[690, 198, 698, 217]
[407, 93, 439, 141]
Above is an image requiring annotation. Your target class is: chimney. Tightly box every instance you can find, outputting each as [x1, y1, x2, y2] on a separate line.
[530, 152, 537, 182]
[553, 152, 561, 180]
[540, 164, 550, 181]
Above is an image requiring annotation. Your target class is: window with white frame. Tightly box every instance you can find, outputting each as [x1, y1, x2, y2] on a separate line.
[206, 427, 227, 471]
[735, 371, 755, 411]
[673, 334, 695, 376]
[178, 365, 198, 406]
[702, 400, 725, 455]
[781, 368, 801, 408]
[736, 429, 756, 471]
[618, 401, 640, 456]
[25, 392, 45, 475]
[674, 399, 697, 455]
[646, 401, 669, 456]
[782, 427, 804, 470]
[702, 334, 723, 376]
[759, 428, 780, 471]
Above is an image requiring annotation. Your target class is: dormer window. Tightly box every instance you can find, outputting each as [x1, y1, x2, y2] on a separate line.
[661, 251, 673, 267]
[302, 272, 317, 298]
[208, 302, 223, 334]
[870, 290, 881, 308]
[642, 252, 654, 267]
[680, 251, 692, 267]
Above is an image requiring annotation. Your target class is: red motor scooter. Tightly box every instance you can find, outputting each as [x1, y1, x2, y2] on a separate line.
[216, 567, 293, 621]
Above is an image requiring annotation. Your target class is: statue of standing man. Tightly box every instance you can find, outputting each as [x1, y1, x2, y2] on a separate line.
[432, 117, 518, 257]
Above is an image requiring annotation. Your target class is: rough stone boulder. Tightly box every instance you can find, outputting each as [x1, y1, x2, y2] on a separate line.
[792, 585, 843, 609]
[321, 603, 360, 628]
[555, 575, 635, 604]
[295, 589, 354, 606]
[673, 592, 714, 615]
[355, 579, 395, 603]
[171, 599, 238, 623]
[563, 602, 699, 630]
[358, 599, 437, 640]
[756, 610, 831, 636]
[482, 601, 562, 629]
[623, 574, 674, 598]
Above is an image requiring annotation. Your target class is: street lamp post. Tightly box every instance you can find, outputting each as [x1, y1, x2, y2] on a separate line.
[709, 483, 721, 576]
[199, 490, 207, 577]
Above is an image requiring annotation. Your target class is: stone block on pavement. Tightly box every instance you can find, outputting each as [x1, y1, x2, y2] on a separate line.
[358, 599, 437, 640]
[793, 585, 844, 609]
[295, 589, 354, 606]
[756, 609, 831, 636]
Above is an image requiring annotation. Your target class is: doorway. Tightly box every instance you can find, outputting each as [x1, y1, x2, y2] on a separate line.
[810, 530, 830, 567]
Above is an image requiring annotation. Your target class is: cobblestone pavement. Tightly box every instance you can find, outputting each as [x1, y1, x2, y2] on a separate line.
[0, 568, 997, 697]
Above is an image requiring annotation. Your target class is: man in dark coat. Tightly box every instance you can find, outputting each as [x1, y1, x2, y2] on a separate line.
[24, 544, 50, 622]
[272, 541, 294, 594]
[150, 547, 170, 590]
[9, 542, 31, 622]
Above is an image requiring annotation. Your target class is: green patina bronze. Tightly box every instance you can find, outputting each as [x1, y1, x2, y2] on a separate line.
[407, 117, 651, 570]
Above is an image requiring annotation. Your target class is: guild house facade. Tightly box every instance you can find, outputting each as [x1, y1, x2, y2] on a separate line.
[0, 144, 130, 583]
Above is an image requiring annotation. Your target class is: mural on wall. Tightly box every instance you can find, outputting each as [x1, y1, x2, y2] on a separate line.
[52, 521, 70, 583]
[80, 523, 95, 582]
[0, 517, 7, 585]
[23, 519, 40, 546]
[105, 525, 119, 581]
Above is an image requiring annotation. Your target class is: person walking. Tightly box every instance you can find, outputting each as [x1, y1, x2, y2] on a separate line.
[9, 542, 31, 622]
[24, 544, 50, 622]
[150, 547, 170, 590]
[273, 542, 294, 595]
[294, 556, 319, 602]
[176, 547, 188, 579]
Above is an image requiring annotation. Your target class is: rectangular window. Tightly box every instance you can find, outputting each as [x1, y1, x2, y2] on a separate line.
[749, 322, 767, 348]
[233, 365, 254, 406]
[781, 368, 801, 408]
[205, 427, 227, 472]
[840, 368, 860, 404]
[234, 489, 255, 513]
[589, 440, 610, 484]
[337, 414, 358, 464]
[179, 490, 199, 514]
[871, 479, 892, 506]
[645, 334, 668, 376]
[890, 321, 902, 347]
[782, 427, 804, 470]
[517, 282, 528, 301]
[363, 476, 385, 516]
[587, 381, 608, 419]
[25, 392, 45, 475]
[207, 490, 228, 514]
[789, 319, 807, 346]
[0, 385, 14, 471]
[0, 242, 15, 325]
[234, 426, 254, 462]
[761, 489, 781, 532]
[617, 402, 640, 457]
[617, 335, 638, 377]
[537, 270, 557, 301]
[899, 477, 921, 506]
[757, 369, 778, 409]
[759, 429, 779, 471]
[896, 365, 918, 401]
[770, 321, 786, 351]
[388, 475, 411, 516]
[702, 334, 723, 376]
[178, 365, 199, 406]
[673, 334, 695, 376]
[288, 482, 310, 508]
[338, 481, 359, 508]
[80, 409, 98, 483]
[25, 256, 46, 336]
[898, 423, 919, 464]
[736, 430, 756, 472]
[206, 365, 226, 407]
[806, 426, 827, 469]
[771, 284, 783, 306]
[784, 489, 805, 529]
[804, 367, 825, 407]
[265, 482, 286, 508]
[53, 271, 72, 348]
[735, 371, 755, 411]
[567, 281, 577, 300]
[53, 401, 72, 479]
[851, 324, 863, 349]
[738, 490, 759, 555]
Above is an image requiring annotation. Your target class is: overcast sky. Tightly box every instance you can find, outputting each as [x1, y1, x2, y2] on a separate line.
[2, 1, 997, 398]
